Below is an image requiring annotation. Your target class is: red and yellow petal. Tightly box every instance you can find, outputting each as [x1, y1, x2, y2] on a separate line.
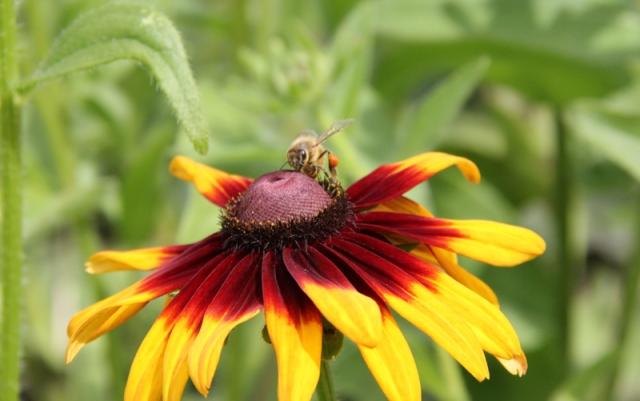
[187, 255, 262, 395]
[413, 244, 499, 306]
[169, 156, 253, 207]
[358, 304, 421, 401]
[358, 212, 546, 267]
[335, 232, 527, 376]
[262, 252, 323, 401]
[284, 247, 382, 348]
[85, 245, 188, 274]
[188, 308, 261, 395]
[164, 255, 238, 399]
[67, 251, 227, 362]
[125, 256, 223, 401]
[371, 196, 500, 305]
[347, 152, 480, 209]
[320, 239, 489, 381]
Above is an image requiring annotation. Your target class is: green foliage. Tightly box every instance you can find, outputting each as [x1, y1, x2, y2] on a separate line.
[397, 57, 490, 158]
[12, 0, 640, 401]
[20, 3, 209, 154]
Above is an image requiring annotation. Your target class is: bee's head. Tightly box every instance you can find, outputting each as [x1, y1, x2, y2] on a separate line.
[287, 148, 309, 170]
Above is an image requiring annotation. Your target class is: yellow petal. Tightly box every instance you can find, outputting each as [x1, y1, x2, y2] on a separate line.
[85, 246, 186, 273]
[497, 354, 528, 376]
[425, 271, 526, 371]
[385, 284, 489, 381]
[414, 244, 499, 306]
[265, 307, 322, 401]
[285, 248, 382, 348]
[299, 283, 381, 347]
[188, 310, 261, 395]
[169, 156, 252, 207]
[124, 316, 172, 401]
[358, 306, 421, 401]
[435, 220, 546, 267]
[163, 317, 197, 401]
[66, 284, 150, 363]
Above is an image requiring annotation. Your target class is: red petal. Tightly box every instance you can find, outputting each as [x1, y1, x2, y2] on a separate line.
[137, 233, 225, 294]
[188, 252, 262, 395]
[162, 251, 251, 400]
[347, 152, 480, 209]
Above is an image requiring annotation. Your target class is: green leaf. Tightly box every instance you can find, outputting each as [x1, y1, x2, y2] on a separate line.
[374, 0, 632, 105]
[549, 351, 617, 401]
[329, 1, 376, 119]
[398, 57, 489, 158]
[120, 126, 173, 246]
[567, 106, 640, 182]
[20, 3, 209, 154]
[24, 184, 104, 242]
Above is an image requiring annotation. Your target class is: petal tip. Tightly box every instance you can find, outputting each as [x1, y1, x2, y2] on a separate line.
[497, 354, 528, 376]
[65, 341, 81, 364]
[169, 156, 195, 182]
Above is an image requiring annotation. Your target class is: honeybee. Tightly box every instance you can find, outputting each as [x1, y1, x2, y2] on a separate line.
[287, 119, 354, 183]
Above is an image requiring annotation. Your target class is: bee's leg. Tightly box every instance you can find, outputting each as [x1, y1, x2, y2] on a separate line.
[316, 150, 339, 185]
[311, 162, 337, 185]
[327, 152, 339, 181]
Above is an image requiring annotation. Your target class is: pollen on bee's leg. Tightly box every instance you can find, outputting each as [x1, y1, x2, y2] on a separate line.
[328, 153, 339, 169]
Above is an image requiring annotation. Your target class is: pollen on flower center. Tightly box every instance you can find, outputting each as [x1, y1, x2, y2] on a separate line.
[221, 171, 352, 252]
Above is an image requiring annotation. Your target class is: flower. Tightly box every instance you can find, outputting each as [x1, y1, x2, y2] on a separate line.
[66, 152, 545, 401]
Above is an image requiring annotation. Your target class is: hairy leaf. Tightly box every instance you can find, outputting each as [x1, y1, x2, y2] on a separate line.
[20, 3, 209, 154]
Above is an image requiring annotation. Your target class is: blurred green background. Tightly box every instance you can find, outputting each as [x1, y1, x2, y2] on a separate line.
[16, 0, 640, 400]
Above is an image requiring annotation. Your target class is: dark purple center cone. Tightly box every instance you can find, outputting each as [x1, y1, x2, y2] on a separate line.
[222, 170, 351, 252]
[236, 171, 332, 223]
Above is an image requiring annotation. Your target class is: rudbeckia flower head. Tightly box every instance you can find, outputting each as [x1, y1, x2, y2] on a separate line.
[67, 151, 545, 401]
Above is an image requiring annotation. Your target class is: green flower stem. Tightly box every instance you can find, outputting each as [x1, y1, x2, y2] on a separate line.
[435, 346, 470, 401]
[604, 190, 640, 399]
[226, 322, 246, 401]
[555, 111, 576, 376]
[315, 360, 337, 401]
[0, 0, 22, 399]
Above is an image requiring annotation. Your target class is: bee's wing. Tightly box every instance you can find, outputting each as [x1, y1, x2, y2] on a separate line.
[314, 118, 354, 146]
[295, 130, 318, 140]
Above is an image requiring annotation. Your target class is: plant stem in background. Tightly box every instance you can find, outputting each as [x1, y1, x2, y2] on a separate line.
[436, 346, 471, 401]
[604, 189, 640, 399]
[555, 111, 575, 376]
[315, 360, 337, 401]
[0, 0, 22, 400]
